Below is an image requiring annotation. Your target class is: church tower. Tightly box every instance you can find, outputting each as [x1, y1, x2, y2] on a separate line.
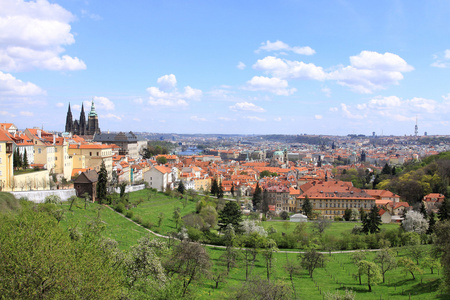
[79, 104, 86, 135]
[65, 103, 73, 133]
[87, 99, 101, 135]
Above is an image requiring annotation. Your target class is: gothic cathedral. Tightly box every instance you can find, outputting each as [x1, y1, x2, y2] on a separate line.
[65, 100, 101, 136]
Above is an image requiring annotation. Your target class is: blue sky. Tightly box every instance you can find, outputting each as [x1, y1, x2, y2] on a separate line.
[1, 0, 450, 136]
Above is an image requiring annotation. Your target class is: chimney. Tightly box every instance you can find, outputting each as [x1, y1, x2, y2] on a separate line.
[37, 130, 41, 139]
[53, 134, 56, 145]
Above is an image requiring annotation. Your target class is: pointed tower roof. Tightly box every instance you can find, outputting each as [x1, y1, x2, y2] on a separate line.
[88, 99, 98, 117]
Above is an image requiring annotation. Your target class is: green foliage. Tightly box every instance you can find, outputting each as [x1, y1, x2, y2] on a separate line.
[156, 156, 167, 165]
[438, 198, 450, 221]
[280, 210, 289, 220]
[177, 180, 185, 194]
[302, 196, 313, 218]
[97, 161, 108, 203]
[218, 201, 242, 233]
[0, 192, 22, 213]
[343, 208, 352, 221]
[0, 208, 124, 299]
[357, 260, 382, 292]
[211, 179, 219, 196]
[252, 183, 262, 210]
[362, 205, 381, 234]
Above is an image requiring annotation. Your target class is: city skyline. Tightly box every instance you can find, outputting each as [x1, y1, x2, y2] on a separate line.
[1, 0, 450, 136]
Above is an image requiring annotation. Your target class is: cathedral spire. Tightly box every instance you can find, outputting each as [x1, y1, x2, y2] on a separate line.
[65, 102, 73, 133]
[79, 103, 86, 135]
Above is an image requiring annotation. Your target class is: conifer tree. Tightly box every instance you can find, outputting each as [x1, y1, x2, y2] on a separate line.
[23, 149, 29, 169]
[177, 180, 185, 194]
[96, 161, 108, 204]
[218, 182, 224, 199]
[252, 182, 262, 210]
[211, 179, 219, 196]
[302, 196, 313, 218]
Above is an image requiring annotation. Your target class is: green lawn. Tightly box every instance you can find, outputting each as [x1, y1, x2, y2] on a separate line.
[59, 201, 150, 250]
[261, 220, 400, 237]
[191, 245, 444, 300]
[125, 189, 197, 235]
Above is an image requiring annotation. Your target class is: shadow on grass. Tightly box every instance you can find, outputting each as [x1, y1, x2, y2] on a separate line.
[398, 278, 442, 296]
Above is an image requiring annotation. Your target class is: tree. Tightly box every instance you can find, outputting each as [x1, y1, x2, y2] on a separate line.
[157, 212, 165, 227]
[398, 257, 423, 280]
[419, 202, 428, 219]
[438, 198, 450, 221]
[218, 201, 242, 232]
[427, 211, 436, 234]
[211, 179, 219, 196]
[402, 210, 429, 234]
[357, 260, 382, 292]
[261, 239, 278, 281]
[313, 217, 331, 235]
[381, 163, 392, 175]
[374, 248, 397, 283]
[177, 181, 185, 194]
[219, 246, 240, 275]
[280, 210, 289, 220]
[173, 207, 181, 229]
[166, 241, 211, 297]
[22, 149, 29, 169]
[259, 170, 272, 178]
[230, 183, 235, 197]
[0, 208, 123, 299]
[302, 195, 313, 218]
[252, 183, 262, 210]
[156, 156, 167, 165]
[362, 206, 381, 234]
[434, 221, 450, 293]
[124, 236, 167, 293]
[217, 182, 224, 199]
[325, 289, 356, 300]
[96, 161, 108, 203]
[343, 208, 352, 221]
[300, 249, 325, 278]
[229, 276, 292, 300]
[351, 251, 367, 285]
[423, 256, 441, 274]
[261, 189, 269, 216]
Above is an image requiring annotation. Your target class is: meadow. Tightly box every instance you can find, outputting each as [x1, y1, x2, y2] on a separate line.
[57, 189, 446, 299]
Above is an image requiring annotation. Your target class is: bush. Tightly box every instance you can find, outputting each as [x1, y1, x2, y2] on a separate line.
[132, 215, 143, 225]
[115, 203, 125, 214]
[280, 211, 289, 220]
[143, 221, 154, 229]
[125, 211, 134, 219]
[187, 226, 203, 242]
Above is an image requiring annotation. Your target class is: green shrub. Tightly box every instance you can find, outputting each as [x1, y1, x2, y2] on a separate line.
[115, 203, 125, 214]
[132, 215, 143, 225]
[143, 221, 154, 229]
[187, 226, 203, 241]
[125, 211, 134, 219]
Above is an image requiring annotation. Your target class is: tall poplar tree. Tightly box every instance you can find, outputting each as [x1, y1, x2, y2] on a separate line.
[96, 161, 108, 204]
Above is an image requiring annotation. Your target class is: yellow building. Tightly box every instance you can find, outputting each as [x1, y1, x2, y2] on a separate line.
[0, 128, 14, 191]
[54, 137, 73, 180]
[193, 177, 211, 193]
[24, 128, 56, 172]
[69, 144, 113, 179]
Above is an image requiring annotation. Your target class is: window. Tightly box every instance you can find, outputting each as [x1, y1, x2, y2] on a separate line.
[90, 152, 92, 156]
[38, 148, 42, 154]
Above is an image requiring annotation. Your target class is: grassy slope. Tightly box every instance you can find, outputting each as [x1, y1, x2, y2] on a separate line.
[58, 190, 445, 299]
[0, 192, 22, 213]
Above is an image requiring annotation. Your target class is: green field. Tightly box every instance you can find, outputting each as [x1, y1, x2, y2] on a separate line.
[57, 190, 446, 299]
[261, 220, 401, 236]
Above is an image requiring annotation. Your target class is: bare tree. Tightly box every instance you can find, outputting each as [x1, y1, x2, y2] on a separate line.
[166, 241, 211, 297]
[312, 217, 332, 235]
[300, 249, 325, 278]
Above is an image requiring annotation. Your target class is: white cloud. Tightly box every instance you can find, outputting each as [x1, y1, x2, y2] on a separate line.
[340, 103, 364, 119]
[314, 115, 323, 120]
[229, 102, 265, 113]
[431, 49, 450, 68]
[81, 10, 102, 21]
[133, 98, 143, 104]
[237, 61, 246, 70]
[0, 71, 45, 96]
[0, 0, 86, 72]
[329, 107, 338, 112]
[190, 116, 207, 122]
[20, 111, 33, 116]
[157, 74, 177, 91]
[253, 56, 326, 80]
[329, 51, 413, 94]
[244, 76, 296, 96]
[72, 104, 81, 111]
[256, 40, 315, 55]
[133, 118, 141, 122]
[146, 75, 202, 107]
[219, 117, 235, 121]
[55, 102, 64, 107]
[244, 116, 266, 122]
[93, 96, 115, 110]
[102, 113, 121, 120]
[274, 117, 282, 122]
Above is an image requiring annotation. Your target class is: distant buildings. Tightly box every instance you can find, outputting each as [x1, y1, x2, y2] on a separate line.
[65, 100, 101, 136]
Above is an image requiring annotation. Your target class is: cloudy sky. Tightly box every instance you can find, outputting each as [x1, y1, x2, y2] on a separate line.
[1, 0, 450, 135]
